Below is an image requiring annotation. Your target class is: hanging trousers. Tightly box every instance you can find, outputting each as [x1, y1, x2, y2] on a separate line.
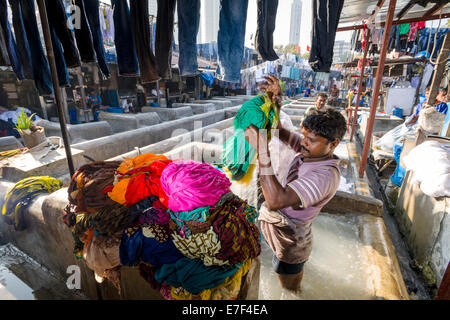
[155, 0, 176, 80]
[129, 0, 160, 83]
[217, 0, 249, 83]
[309, 0, 344, 73]
[16, 0, 53, 94]
[111, 0, 139, 77]
[0, 0, 24, 80]
[84, 0, 111, 78]
[73, 0, 96, 63]
[0, 23, 9, 66]
[177, 0, 201, 77]
[255, 0, 279, 61]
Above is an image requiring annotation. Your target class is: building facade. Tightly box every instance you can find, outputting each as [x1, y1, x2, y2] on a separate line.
[289, 0, 302, 46]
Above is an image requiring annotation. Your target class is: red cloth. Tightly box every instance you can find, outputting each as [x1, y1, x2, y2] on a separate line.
[123, 160, 171, 207]
[417, 22, 425, 29]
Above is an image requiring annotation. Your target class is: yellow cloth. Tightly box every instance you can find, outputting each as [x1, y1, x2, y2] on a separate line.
[171, 259, 252, 300]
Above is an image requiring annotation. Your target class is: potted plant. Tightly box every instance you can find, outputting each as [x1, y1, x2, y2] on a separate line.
[15, 109, 46, 149]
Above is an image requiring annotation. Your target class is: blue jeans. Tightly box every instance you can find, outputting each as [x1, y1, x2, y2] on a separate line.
[8, 0, 33, 79]
[50, 27, 70, 87]
[18, 0, 53, 95]
[73, 0, 96, 63]
[112, 0, 139, 77]
[177, 0, 201, 77]
[0, 0, 24, 80]
[217, 0, 249, 82]
[84, 0, 111, 78]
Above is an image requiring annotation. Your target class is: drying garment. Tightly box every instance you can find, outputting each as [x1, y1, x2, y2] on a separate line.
[117, 153, 169, 175]
[100, 6, 115, 41]
[68, 161, 120, 213]
[44, 0, 81, 69]
[8, 0, 32, 79]
[177, 0, 201, 76]
[171, 258, 252, 300]
[111, 0, 140, 77]
[129, 0, 160, 83]
[172, 227, 227, 267]
[0, 0, 24, 80]
[255, 0, 279, 61]
[83, 203, 139, 237]
[211, 194, 260, 265]
[155, 0, 176, 79]
[154, 257, 243, 295]
[2, 176, 62, 230]
[160, 160, 232, 212]
[119, 228, 184, 267]
[399, 23, 410, 35]
[84, 233, 122, 292]
[84, 0, 111, 78]
[217, 0, 249, 82]
[11, 0, 52, 94]
[73, 0, 97, 63]
[222, 95, 278, 180]
[308, 0, 344, 72]
[0, 23, 9, 66]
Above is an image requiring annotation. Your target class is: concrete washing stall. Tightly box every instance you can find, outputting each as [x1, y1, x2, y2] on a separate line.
[0, 137, 23, 152]
[98, 112, 162, 134]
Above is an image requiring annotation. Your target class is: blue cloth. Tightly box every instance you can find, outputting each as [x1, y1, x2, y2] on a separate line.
[177, 0, 201, 76]
[119, 228, 184, 268]
[391, 141, 405, 187]
[304, 88, 311, 97]
[414, 101, 448, 116]
[88, 94, 102, 106]
[217, 0, 249, 83]
[154, 257, 243, 294]
[440, 104, 450, 136]
[111, 0, 140, 76]
[200, 72, 215, 87]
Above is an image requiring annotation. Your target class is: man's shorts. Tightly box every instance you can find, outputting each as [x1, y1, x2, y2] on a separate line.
[272, 255, 305, 275]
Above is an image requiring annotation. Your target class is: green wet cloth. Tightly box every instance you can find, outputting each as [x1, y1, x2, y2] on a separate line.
[399, 24, 409, 35]
[222, 95, 279, 180]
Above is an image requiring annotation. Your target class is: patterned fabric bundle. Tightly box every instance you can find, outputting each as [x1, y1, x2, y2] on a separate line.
[68, 161, 120, 213]
[160, 160, 232, 212]
[2, 176, 62, 230]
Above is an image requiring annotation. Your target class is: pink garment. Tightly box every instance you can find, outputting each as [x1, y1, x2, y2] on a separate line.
[160, 160, 232, 212]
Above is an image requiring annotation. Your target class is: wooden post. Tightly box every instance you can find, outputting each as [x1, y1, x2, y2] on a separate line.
[36, 0, 74, 177]
[359, 0, 397, 179]
[350, 28, 371, 142]
[426, 32, 450, 109]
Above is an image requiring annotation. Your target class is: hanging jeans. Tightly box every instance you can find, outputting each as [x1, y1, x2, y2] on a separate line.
[111, 0, 139, 77]
[309, 0, 344, 73]
[129, 0, 160, 83]
[84, 0, 111, 78]
[155, 0, 176, 80]
[8, 0, 32, 79]
[0, 23, 10, 66]
[73, 0, 96, 63]
[17, 0, 53, 95]
[45, 0, 80, 69]
[177, 0, 201, 77]
[255, 0, 279, 61]
[217, 0, 249, 83]
[0, 0, 24, 80]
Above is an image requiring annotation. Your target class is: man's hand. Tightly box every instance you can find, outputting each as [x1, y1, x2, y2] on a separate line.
[258, 75, 282, 112]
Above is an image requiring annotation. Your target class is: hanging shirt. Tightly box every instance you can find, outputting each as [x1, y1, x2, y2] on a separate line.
[407, 22, 419, 42]
[399, 24, 410, 35]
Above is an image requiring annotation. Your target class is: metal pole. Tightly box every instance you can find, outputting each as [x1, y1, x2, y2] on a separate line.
[359, 0, 397, 178]
[350, 28, 371, 141]
[36, 0, 75, 177]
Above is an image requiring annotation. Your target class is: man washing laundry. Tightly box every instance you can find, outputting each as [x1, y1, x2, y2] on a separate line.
[245, 75, 346, 293]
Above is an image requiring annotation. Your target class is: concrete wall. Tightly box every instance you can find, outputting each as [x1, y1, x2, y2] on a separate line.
[395, 170, 450, 289]
[357, 114, 404, 142]
[74, 108, 239, 163]
[211, 97, 244, 106]
[172, 103, 218, 115]
[141, 106, 193, 121]
[35, 120, 113, 144]
[194, 100, 232, 109]
[98, 112, 161, 134]
[0, 136, 23, 152]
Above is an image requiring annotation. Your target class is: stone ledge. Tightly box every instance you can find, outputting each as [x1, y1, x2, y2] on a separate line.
[324, 191, 384, 217]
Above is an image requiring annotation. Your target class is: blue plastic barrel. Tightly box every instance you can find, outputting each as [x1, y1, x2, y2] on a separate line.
[392, 107, 403, 118]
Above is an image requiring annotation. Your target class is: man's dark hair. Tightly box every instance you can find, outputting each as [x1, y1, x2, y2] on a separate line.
[302, 109, 347, 142]
[317, 92, 328, 99]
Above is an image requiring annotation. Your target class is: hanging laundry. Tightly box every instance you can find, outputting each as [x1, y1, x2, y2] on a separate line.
[309, 0, 344, 72]
[0, 23, 10, 66]
[0, 0, 24, 80]
[68, 161, 121, 213]
[154, 257, 243, 295]
[177, 0, 201, 76]
[217, 0, 249, 82]
[155, 0, 176, 79]
[84, 0, 111, 78]
[129, 0, 160, 83]
[2, 176, 62, 230]
[100, 6, 115, 42]
[255, 0, 279, 62]
[222, 94, 279, 180]
[111, 0, 140, 77]
[160, 160, 232, 212]
[72, 0, 97, 63]
[399, 24, 410, 35]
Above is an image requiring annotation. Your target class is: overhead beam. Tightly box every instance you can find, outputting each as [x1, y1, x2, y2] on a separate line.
[366, 0, 386, 24]
[424, 3, 447, 17]
[397, 0, 415, 19]
[337, 13, 450, 31]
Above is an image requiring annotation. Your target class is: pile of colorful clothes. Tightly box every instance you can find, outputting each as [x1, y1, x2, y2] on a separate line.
[64, 154, 261, 299]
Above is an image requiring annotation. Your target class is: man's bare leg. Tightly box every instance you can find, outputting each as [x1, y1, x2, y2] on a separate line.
[278, 270, 304, 292]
